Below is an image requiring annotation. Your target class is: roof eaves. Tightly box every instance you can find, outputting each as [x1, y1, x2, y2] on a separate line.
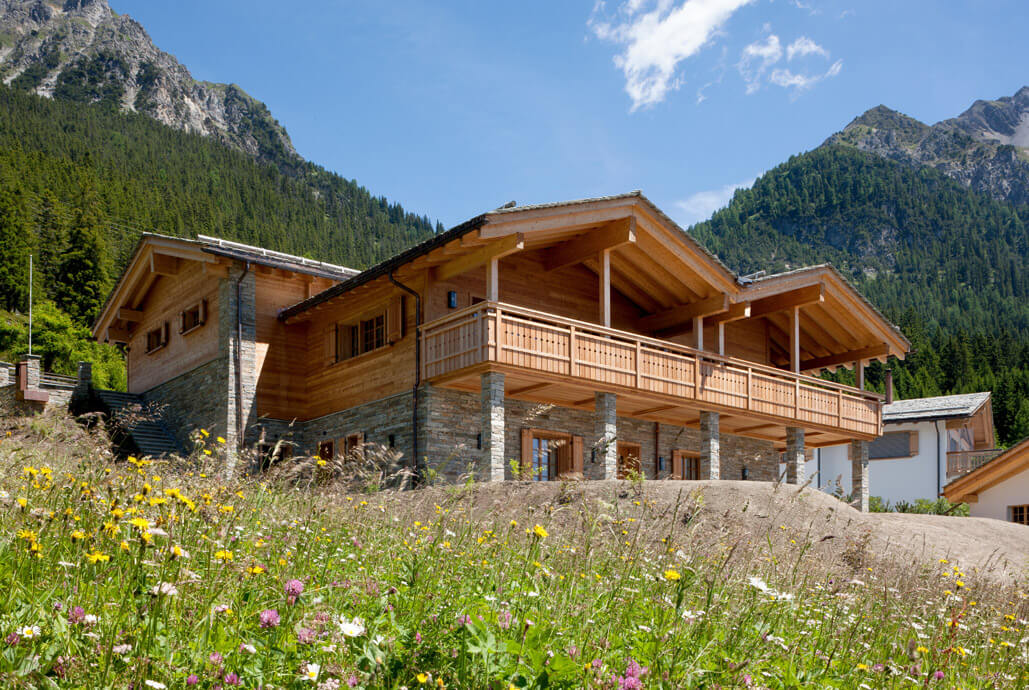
[943, 436, 1029, 494]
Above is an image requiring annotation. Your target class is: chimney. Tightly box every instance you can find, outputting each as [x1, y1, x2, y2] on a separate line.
[884, 369, 894, 405]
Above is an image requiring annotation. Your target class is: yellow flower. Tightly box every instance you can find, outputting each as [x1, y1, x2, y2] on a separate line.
[316, 459, 327, 467]
[200, 429, 210, 437]
[916, 646, 929, 654]
[85, 551, 110, 564]
[17, 529, 36, 541]
[532, 524, 548, 539]
[17, 498, 26, 508]
[215, 549, 234, 562]
[217, 436, 226, 444]
[171, 545, 184, 558]
[955, 580, 965, 588]
[70, 530, 87, 541]
[203, 449, 212, 456]
[510, 520, 518, 528]
[417, 673, 429, 684]
[120, 540, 130, 551]
[856, 663, 869, 671]
[664, 569, 681, 581]
[246, 565, 265, 575]
[128, 517, 150, 531]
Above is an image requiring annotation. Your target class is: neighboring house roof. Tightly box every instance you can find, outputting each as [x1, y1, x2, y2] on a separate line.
[196, 235, 358, 281]
[882, 392, 991, 424]
[943, 436, 1029, 504]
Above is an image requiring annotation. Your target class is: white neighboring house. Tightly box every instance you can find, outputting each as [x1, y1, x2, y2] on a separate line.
[944, 438, 1029, 524]
[803, 392, 999, 506]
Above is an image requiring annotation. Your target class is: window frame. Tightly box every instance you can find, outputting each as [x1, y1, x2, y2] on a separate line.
[179, 299, 208, 336]
[520, 428, 581, 481]
[1010, 504, 1029, 526]
[145, 322, 170, 355]
[332, 299, 402, 365]
[868, 430, 918, 460]
[671, 449, 701, 480]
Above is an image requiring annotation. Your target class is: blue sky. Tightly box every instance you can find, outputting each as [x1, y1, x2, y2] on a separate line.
[111, 0, 1028, 229]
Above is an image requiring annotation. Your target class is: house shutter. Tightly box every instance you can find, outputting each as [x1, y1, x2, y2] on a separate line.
[325, 324, 336, 366]
[161, 322, 170, 346]
[672, 450, 684, 479]
[555, 439, 573, 479]
[572, 435, 584, 478]
[868, 432, 912, 459]
[199, 299, 208, 325]
[178, 310, 186, 334]
[387, 296, 404, 343]
[908, 431, 919, 456]
[520, 428, 533, 478]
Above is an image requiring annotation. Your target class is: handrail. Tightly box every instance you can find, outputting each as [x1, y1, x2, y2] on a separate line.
[421, 301, 881, 402]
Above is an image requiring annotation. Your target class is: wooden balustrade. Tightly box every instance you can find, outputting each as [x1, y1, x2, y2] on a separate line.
[421, 302, 882, 436]
[946, 449, 1003, 479]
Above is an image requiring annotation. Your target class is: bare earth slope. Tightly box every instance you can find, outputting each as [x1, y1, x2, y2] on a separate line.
[403, 480, 1029, 581]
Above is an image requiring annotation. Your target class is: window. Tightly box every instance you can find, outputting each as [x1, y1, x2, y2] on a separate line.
[869, 431, 917, 460]
[520, 429, 581, 481]
[343, 432, 365, 458]
[145, 322, 169, 354]
[671, 450, 700, 480]
[334, 312, 387, 362]
[361, 314, 385, 354]
[617, 442, 642, 479]
[180, 300, 207, 334]
[317, 440, 334, 462]
[1010, 505, 1029, 525]
[948, 426, 974, 453]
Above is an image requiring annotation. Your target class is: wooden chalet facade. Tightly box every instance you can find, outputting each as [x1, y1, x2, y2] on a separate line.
[92, 192, 910, 506]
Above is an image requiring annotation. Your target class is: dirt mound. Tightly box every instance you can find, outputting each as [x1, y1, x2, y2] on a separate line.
[401, 479, 1029, 581]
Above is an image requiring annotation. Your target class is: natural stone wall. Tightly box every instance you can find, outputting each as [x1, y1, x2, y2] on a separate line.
[420, 385, 779, 483]
[144, 357, 227, 452]
[303, 391, 416, 468]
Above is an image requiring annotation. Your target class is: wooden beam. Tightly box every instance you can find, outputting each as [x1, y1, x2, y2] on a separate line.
[544, 217, 636, 272]
[433, 233, 524, 282]
[600, 248, 611, 327]
[150, 253, 180, 276]
[635, 404, 678, 416]
[707, 302, 751, 325]
[509, 382, 551, 396]
[639, 293, 730, 333]
[749, 284, 824, 318]
[486, 257, 499, 302]
[790, 306, 800, 374]
[105, 326, 131, 343]
[694, 316, 704, 350]
[800, 344, 890, 372]
[717, 322, 725, 356]
[118, 308, 144, 322]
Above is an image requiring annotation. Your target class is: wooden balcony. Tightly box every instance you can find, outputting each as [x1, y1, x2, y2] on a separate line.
[421, 302, 883, 441]
[946, 449, 1003, 480]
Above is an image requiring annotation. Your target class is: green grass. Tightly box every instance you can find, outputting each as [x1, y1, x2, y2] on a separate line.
[0, 411, 1026, 688]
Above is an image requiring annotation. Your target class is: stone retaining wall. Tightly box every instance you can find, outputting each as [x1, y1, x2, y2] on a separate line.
[143, 357, 227, 452]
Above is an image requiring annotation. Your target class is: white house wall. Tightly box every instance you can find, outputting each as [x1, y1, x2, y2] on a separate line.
[803, 421, 949, 505]
[967, 466, 1029, 521]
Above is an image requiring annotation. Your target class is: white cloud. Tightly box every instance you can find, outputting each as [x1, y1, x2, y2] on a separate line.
[737, 34, 782, 93]
[589, 0, 755, 110]
[676, 178, 755, 225]
[786, 36, 828, 61]
[769, 59, 843, 93]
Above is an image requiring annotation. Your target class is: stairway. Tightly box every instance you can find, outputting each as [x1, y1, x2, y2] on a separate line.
[94, 389, 184, 458]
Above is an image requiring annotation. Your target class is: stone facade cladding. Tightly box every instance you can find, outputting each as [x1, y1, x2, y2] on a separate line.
[420, 384, 780, 483]
[143, 357, 228, 452]
[302, 390, 416, 467]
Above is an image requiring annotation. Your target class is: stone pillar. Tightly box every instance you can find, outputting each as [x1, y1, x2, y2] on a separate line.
[74, 361, 93, 402]
[0, 362, 10, 387]
[849, 440, 869, 512]
[480, 371, 506, 481]
[594, 392, 617, 478]
[700, 411, 720, 479]
[19, 354, 41, 389]
[785, 427, 805, 484]
[218, 266, 257, 479]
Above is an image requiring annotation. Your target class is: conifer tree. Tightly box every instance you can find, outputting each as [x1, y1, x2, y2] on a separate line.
[56, 186, 110, 325]
[0, 186, 33, 312]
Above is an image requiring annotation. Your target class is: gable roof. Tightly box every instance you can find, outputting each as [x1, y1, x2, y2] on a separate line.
[943, 436, 1029, 503]
[883, 392, 991, 424]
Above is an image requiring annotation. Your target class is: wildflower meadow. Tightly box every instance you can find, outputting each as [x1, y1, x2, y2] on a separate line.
[0, 411, 1027, 688]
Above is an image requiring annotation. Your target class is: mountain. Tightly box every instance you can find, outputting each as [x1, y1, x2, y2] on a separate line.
[690, 93, 1029, 446]
[827, 87, 1029, 205]
[0, 0, 297, 168]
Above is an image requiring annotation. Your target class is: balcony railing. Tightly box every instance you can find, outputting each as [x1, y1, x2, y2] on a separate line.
[946, 449, 1003, 479]
[421, 302, 882, 437]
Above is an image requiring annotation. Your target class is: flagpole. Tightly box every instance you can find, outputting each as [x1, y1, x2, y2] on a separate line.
[28, 254, 33, 356]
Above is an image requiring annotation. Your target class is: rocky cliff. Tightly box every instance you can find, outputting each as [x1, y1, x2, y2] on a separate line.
[0, 0, 298, 168]
[826, 87, 1029, 206]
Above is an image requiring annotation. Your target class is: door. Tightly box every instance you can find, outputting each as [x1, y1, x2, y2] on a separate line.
[617, 442, 642, 479]
[672, 450, 700, 479]
[521, 430, 584, 480]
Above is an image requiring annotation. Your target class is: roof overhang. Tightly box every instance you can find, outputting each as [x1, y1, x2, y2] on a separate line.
[943, 437, 1029, 503]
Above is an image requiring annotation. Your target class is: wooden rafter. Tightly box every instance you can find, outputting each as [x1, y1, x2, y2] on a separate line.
[432, 234, 525, 282]
[544, 217, 636, 272]
[639, 293, 730, 333]
[707, 302, 751, 325]
[117, 308, 144, 322]
[749, 284, 824, 318]
[800, 344, 890, 372]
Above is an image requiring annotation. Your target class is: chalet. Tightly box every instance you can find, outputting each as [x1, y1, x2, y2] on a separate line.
[943, 437, 1029, 524]
[804, 389, 999, 505]
[90, 192, 910, 509]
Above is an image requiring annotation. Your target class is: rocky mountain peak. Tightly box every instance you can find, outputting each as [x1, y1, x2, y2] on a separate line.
[0, 0, 298, 167]
[825, 87, 1029, 206]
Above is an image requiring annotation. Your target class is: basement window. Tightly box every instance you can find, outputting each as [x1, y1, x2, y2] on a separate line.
[145, 322, 170, 354]
[180, 300, 208, 335]
[1010, 505, 1029, 526]
[868, 431, 918, 460]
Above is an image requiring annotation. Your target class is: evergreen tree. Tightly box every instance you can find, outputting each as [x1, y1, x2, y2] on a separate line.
[33, 189, 69, 300]
[0, 186, 33, 312]
[55, 187, 110, 324]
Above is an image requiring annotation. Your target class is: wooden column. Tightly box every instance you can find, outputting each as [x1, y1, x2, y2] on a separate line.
[693, 316, 703, 351]
[486, 257, 499, 302]
[599, 249, 611, 327]
[717, 322, 725, 356]
[855, 360, 865, 390]
[789, 306, 800, 373]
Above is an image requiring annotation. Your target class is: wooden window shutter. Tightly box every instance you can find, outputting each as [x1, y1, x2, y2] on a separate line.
[325, 325, 336, 366]
[387, 296, 403, 344]
[520, 429, 533, 477]
[909, 431, 919, 456]
[199, 299, 208, 325]
[178, 310, 185, 334]
[672, 450, 684, 480]
[572, 435, 584, 478]
[161, 321, 170, 346]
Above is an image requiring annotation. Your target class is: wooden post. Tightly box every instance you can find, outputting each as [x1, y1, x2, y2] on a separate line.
[569, 324, 577, 377]
[717, 322, 725, 356]
[693, 316, 703, 351]
[495, 307, 503, 364]
[599, 249, 611, 327]
[486, 257, 499, 302]
[746, 368, 752, 410]
[635, 339, 642, 389]
[790, 305, 800, 374]
[855, 360, 865, 390]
